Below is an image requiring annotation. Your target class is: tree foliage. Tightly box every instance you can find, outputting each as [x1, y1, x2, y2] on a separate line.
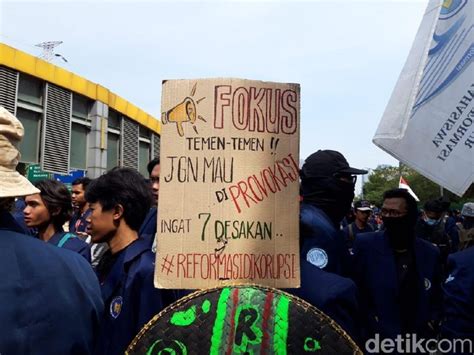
[362, 164, 474, 208]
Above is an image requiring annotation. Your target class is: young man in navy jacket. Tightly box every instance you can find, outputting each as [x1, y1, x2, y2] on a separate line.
[352, 188, 442, 342]
[86, 167, 175, 355]
[139, 157, 160, 249]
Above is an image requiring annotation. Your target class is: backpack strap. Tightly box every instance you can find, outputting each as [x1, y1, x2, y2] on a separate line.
[58, 232, 76, 248]
[348, 223, 355, 241]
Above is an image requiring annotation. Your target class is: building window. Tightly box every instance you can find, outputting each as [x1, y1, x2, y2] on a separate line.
[72, 94, 90, 121]
[16, 108, 41, 163]
[107, 133, 120, 170]
[107, 109, 121, 170]
[70, 123, 89, 169]
[138, 140, 150, 176]
[108, 109, 121, 130]
[18, 74, 43, 107]
[139, 125, 151, 139]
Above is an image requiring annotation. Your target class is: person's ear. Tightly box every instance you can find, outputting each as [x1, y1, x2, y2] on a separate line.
[113, 204, 124, 221]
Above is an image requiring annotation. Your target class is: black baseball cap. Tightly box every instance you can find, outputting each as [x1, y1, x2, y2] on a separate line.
[300, 150, 368, 178]
[354, 200, 372, 211]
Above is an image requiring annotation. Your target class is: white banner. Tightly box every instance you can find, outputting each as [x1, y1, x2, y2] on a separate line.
[373, 0, 473, 196]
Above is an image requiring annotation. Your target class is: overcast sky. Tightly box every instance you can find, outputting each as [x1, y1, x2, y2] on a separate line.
[1, 0, 429, 191]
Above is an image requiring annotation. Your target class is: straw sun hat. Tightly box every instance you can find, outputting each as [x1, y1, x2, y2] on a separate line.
[0, 106, 40, 198]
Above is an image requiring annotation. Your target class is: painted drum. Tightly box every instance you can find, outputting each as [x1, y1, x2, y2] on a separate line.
[126, 285, 362, 354]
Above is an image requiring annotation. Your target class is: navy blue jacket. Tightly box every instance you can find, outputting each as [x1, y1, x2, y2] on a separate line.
[95, 238, 175, 355]
[441, 247, 474, 341]
[352, 231, 442, 341]
[139, 207, 157, 248]
[288, 259, 359, 340]
[0, 226, 103, 354]
[47, 230, 92, 263]
[300, 203, 351, 276]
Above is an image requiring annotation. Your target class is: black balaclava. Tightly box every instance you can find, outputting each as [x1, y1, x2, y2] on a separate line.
[300, 150, 366, 227]
[383, 210, 418, 250]
[301, 177, 355, 227]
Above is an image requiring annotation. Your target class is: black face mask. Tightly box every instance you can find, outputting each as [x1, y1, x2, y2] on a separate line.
[383, 215, 415, 250]
[301, 177, 355, 226]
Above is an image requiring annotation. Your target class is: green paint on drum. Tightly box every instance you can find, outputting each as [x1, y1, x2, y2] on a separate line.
[210, 287, 231, 355]
[170, 305, 197, 327]
[202, 300, 211, 314]
[146, 339, 188, 355]
[273, 295, 290, 355]
[304, 337, 322, 352]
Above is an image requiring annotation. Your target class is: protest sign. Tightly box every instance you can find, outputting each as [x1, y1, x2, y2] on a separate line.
[373, 0, 473, 196]
[155, 78, 300, 289]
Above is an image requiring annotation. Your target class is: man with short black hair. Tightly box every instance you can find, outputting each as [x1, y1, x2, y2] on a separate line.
[352, 188, 442, 342]
[343, 200, 374, 252]
[70, 177, 92, 234]
[416, 198, 451, 266]
[86, 167, 174, 355]
[147, 157, 160, 206]
[139, 157, 160, 249]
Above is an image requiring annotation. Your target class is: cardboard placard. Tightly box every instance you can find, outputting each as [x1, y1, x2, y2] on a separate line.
[155, 78, 300, 289]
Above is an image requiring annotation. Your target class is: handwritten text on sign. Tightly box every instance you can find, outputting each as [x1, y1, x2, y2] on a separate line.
[156, 78, 300, 289]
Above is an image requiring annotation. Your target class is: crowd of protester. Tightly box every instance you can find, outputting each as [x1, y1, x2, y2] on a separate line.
[1, 106, 473, 354]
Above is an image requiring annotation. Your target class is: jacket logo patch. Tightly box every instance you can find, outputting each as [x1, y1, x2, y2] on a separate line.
[307, 248, 328, 269]
[424, 278, 431, 291]
[445, 274, 455, 283]
[110, 296, 123, 319]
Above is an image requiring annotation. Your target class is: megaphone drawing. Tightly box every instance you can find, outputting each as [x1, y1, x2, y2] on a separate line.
[161, 97, 197, 137]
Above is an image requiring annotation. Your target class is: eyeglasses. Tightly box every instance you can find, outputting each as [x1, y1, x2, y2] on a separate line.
[333, 173, 357, 184]
[380, 208, 407, 218]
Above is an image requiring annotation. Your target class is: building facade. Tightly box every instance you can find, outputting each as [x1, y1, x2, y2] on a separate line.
[0, 43, 161, 178]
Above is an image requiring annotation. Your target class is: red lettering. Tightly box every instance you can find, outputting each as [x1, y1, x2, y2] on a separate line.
[249, 87, 265, 132]
[291, 254, 296, 279]
[177, 253, 186, 277]
[277, 254, 285, 278]
[276, 161, 292, 186]
[247, 176, 264, 202]
[261, 169, 277, 193]
[232, 87, 249, 130]
[192, 253, 199, 278]
[228, 184, 243, 213]
[266, 88, 280, 133]
[265, 254, 273, 279]
[214, 85, 231, 129]
[200, 254, 209, 279]
[227, 153, 298, 214]
[186, 253, 193, 278]
[213, 85, 298, 134]
[281, 89, 298, 134]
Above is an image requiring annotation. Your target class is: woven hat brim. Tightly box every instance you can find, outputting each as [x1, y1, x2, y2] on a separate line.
[0, 170, 40, 198]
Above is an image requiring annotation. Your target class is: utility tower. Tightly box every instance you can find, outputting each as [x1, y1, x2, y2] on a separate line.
[35, 41, 63, 62]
